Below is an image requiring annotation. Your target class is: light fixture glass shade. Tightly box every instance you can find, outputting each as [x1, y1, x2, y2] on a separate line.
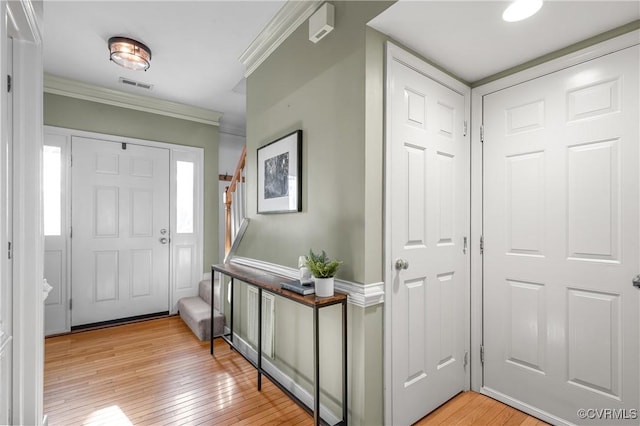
[108, 37, 151, 71]
[503, 0, 543, 22]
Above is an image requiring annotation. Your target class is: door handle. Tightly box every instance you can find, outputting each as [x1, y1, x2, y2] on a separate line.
[159, 237, 168, 244]
[395, 258, 409, 271]
[633, 275, 640, 289]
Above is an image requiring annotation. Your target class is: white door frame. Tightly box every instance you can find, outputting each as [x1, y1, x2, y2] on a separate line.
[2, 0, 43, 424]
[470, 30, 640, 413]
[44, 126, 205, 333]
[384, 41, 472, 425]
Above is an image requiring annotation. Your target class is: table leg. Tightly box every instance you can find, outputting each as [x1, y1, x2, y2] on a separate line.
[343, 301, 348, 425]
[210, 269, 215, 356]
[258, 287, 263, 391]
[230, 277, 234, 347]
[313, 305, 320, 426]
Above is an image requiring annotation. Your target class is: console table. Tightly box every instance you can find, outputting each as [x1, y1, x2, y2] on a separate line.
[211, 262, 348, 426]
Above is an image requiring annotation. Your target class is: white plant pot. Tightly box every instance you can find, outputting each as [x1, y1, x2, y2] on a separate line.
[314, 277, 334, 297]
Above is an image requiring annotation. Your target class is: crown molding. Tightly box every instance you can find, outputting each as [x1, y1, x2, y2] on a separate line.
[239, 0, 323, 78]
[44, 74, 222, 127]
[229, 256, 385, 308]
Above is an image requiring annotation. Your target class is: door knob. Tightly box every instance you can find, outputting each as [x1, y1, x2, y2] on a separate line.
[395, 258, 409, 270]
[633, 275, 640, 289]
[159, 237, 168, 244]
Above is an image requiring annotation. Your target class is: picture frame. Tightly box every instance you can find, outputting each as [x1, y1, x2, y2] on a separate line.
[257, 130, 302, 214]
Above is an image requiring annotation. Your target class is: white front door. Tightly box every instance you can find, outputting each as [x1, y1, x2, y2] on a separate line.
[483, 45, 639, 424]
[387, 47, 470, 425]
[71, 137, 170, 326]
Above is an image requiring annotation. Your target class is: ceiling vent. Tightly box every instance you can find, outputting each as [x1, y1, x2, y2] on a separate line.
[119, 77, 153, 90]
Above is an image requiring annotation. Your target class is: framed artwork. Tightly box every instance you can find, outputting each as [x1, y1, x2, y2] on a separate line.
[257, 130, 302, 214]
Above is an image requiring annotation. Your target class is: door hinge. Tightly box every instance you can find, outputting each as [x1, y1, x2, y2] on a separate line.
[463, 351, 469, 369]
[480, 235, 484, 255]
[69, 299, 72, 310]
[7, 242, 11, 259]
[480, 125, 484, 143]
[480, 345, 485, 365]
[70, 226, 72, 238]
[463, 121, 468, 137]
[7, 75, 11, 93]
[463, 236, 468, 254]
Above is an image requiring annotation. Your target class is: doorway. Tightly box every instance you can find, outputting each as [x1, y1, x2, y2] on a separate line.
[44, 127, 204, 335]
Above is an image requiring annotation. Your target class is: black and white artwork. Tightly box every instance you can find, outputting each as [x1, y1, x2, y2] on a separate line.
[264, 152, 289, 199]
[257, 130, 302, 213]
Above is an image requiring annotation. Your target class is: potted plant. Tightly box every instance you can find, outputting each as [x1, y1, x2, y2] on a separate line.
[306, 249, 342, 297]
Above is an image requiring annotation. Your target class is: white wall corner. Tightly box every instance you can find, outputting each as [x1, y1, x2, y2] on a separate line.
[239, 0, 324, 78]
[229, 257, 384, 308]
[43, 74, 223, 127]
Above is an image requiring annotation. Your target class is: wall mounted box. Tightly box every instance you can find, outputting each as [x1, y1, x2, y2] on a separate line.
[309, 3, 334, 43]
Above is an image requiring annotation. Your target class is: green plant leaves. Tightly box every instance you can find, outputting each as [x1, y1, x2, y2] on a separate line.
[306, 249, 342, 278]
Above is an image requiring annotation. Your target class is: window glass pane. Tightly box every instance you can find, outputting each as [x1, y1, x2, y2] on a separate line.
[43, 145, 61, 236]
[176, 161, 194, 234]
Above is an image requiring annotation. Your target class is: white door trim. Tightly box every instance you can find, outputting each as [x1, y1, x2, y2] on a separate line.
[44, 125, 204, 330]
[4, 0, 43, 424]
[384, 41, 471, 425]
[470, 28, 640, 400]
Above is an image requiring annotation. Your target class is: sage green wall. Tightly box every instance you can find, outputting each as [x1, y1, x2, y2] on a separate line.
[239, 1, 393, 284]
[43, 93, 220, 270]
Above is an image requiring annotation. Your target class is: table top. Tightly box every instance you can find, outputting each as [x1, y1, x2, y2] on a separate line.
[212, 262, 348, 308]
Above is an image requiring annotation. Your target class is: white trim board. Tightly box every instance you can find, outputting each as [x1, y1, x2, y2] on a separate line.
[481, 388, 572, 426]
[228, 257, 384, 308]
[239, 1, 323, 78]
[469, 29, 640, 393]
[44, 74, 222, 127]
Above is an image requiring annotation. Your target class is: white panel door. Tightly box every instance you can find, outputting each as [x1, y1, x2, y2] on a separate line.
[71, 137, 170, 326]
[389, 58, 469, 425]
[483, 46, 639, 424]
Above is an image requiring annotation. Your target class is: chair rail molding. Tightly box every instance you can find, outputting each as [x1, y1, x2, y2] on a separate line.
[239, 0, 323, 78]
[44, 74, 222, 126]
[229, 257, 384, 308]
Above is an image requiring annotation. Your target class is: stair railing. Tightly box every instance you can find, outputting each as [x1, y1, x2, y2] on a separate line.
[224, 145, 247, 258]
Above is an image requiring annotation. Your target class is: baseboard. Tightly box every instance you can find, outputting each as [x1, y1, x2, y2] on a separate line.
[481, 387, 572, 426]
[223, 330, 342, 426]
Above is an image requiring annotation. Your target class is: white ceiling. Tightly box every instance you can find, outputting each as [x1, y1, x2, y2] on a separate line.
[44, 1, 287, 135]
[44, 1, 638, 136]
[368, 0, 640, 84]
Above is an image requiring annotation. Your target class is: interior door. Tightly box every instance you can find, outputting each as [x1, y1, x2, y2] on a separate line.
[483, 45, 639, 425]
[388, 56, 469, 425]
[71, 137, 170, 326]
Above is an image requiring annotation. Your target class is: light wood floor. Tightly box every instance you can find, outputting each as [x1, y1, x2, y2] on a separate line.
[44, 316, 545, 425]
[415, 392, 549, 426]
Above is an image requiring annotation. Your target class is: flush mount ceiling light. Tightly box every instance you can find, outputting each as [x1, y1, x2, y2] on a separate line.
[108, 37, 152, 71]
[503, 0, 543, 22]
